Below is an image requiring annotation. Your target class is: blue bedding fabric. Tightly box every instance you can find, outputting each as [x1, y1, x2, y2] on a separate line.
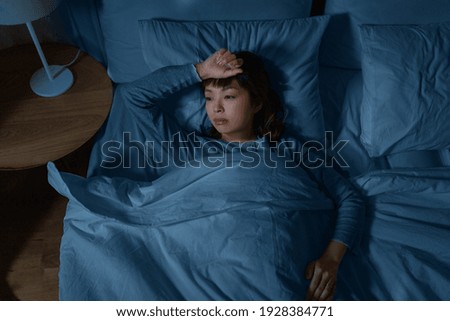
[48, 159, 352, 300]
[91, 0, 313, 83]
[48, 64, 450, 300]
[359, 21, 450, 157]
[49, 163, 450, 300]
[339, 168, 450, 300]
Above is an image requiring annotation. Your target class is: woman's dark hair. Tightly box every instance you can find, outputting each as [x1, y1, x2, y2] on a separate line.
[202, 51, 284, 142]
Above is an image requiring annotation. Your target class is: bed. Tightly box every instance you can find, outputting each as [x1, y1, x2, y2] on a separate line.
[48, 0, 450, 300]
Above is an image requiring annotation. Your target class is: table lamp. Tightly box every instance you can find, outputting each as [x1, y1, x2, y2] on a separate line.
[0, 0, 73, 97]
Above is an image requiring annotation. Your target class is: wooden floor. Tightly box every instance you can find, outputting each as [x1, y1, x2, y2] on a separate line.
[0, 141, 91, 300]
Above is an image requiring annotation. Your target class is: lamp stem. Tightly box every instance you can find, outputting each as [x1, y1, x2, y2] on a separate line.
[26, 21, 54, 81]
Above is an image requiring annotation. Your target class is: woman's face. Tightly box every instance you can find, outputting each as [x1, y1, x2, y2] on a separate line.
[204, 79, 261, 142]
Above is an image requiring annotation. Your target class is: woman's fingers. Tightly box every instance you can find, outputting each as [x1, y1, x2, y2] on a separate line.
[214, 49, 231, 65]
[309, 277, 334, 301]
[318, 279, 336, 301]
[214, 49, 227, 65]
[306, 262, 322, 300]
[305, 260, 337, 301]
[214, 50, 243, 69]
[196, 49, 244, 80]
[226, 58, 244, 69]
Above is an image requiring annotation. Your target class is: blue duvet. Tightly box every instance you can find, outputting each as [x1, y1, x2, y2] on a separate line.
[49, 158, 342, 300]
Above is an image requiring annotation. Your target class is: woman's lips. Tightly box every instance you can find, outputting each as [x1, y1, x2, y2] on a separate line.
[213, 118, 228, 125]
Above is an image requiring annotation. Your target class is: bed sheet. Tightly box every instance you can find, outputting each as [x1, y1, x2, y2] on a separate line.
[336, 168, 450, 300]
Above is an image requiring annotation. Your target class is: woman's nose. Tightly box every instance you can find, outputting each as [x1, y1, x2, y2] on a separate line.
[213, 101, 224, 113]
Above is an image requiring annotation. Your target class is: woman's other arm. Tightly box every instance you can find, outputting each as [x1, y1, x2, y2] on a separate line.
[118, 49, 243, 109]
[305, 166, 364, 300]
[118, 64, 201, 109]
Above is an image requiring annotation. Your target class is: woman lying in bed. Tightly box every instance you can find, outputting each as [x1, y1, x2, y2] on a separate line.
[197, 50, 363, 300]
[50, 49, 363, 301]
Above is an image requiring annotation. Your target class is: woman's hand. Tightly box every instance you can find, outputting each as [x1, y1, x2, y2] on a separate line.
[305, 241, 348, 301]
[195, 49, 243, 80]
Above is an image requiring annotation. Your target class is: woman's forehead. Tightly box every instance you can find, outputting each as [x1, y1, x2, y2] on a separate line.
[204, 79, 241, 92]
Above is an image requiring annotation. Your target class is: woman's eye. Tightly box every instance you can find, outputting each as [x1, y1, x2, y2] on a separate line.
[205, 97, 212, 101]
[224, 95, 235, 99]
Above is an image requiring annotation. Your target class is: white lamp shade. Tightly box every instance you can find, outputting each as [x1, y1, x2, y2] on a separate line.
[0, 0, 61, 25]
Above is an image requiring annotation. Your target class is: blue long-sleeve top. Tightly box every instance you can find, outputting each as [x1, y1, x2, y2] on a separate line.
[98, 64, 364, 250]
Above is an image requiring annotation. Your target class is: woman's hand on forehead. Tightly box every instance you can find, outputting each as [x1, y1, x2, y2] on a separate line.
[195, 49, 243, 81]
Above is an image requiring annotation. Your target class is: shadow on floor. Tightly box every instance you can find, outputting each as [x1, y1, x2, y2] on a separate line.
[0, 140, 91, 300]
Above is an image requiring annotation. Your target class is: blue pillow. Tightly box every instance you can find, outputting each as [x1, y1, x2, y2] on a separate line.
[321, 0, 450, 69]
[138, 17, 330, 140]
[359, 21, 450, 157]
[97, 0, 313, 83]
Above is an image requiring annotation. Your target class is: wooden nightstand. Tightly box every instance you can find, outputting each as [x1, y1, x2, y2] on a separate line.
[0, 43, 112, 300]
[0, 43, 112, 170]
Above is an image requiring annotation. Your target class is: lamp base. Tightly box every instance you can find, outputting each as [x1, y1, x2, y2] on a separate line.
[30, 65, 74, 97]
